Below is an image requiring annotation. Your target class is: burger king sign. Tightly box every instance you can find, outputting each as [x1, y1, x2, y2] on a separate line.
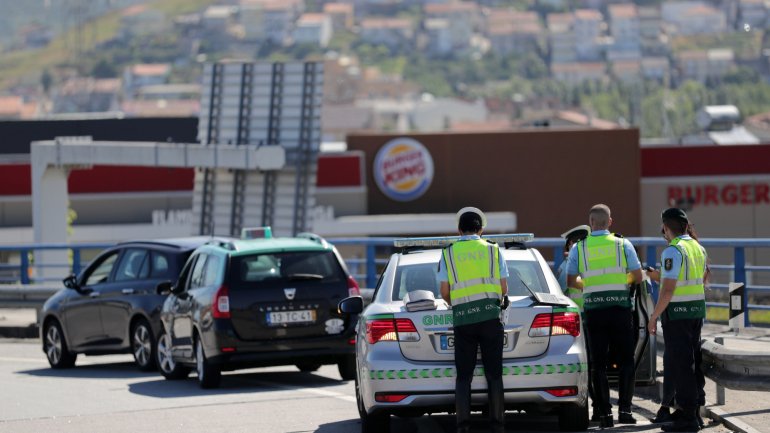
[374, 138, 434, 202]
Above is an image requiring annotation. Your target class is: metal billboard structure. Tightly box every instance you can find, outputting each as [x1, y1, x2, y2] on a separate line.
[194, 61, 324, 237]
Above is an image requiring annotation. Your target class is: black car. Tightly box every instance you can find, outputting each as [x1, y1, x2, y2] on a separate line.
[40, 237, 211, 370]
[155, 233, 360, 388]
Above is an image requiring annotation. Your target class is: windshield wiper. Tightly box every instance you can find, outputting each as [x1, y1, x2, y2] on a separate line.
[287, 273, 324, 281]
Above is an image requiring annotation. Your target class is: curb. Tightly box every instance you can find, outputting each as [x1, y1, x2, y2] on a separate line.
[0, 325, 39, 339]
[705, 405, 761, 433]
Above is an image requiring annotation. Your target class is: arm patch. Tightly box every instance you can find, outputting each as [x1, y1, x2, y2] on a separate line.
[664, 258, 673, 271]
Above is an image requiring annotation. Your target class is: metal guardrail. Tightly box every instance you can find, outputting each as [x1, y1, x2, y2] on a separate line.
[701, 339, 770, 395]
[1, 237, 769, 325]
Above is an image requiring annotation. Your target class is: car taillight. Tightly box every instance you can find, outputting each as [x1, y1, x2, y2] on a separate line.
[375, 393, 409, 403]
[365, 319, 419, 344]
[545, 387, 578, 397]
[529, 312, 580, 337]
[212, 285, 230, 319]
[347, 275, 361, 297]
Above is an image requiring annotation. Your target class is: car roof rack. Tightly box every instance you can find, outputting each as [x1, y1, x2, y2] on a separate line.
[394, 234, 534, 251]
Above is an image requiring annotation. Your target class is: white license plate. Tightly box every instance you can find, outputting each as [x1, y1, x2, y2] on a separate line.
[267, 310, 316, 325]
[440, 334, 508, 350]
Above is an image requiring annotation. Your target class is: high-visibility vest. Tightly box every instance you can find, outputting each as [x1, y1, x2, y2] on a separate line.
[443, 239, 503, 326]
[666, 237, 707, 320]
[566, 286, 584, 310]
[576, 234, 632, 311]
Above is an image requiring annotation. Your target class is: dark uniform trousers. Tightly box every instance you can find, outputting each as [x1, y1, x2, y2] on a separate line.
[454, 318, 505, 432]
[661, 317, 705, 415]
[584, 306, 635, 415]
[661, 315, 706, 409]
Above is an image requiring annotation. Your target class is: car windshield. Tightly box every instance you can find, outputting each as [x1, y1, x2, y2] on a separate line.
[392, 259, 549, 301]
[229, 250, 345, 288]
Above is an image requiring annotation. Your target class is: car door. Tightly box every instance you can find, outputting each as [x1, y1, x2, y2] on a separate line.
[99, 248, 150, 346]
[63, 250, 120, 349]
[169, 253, 205, 358]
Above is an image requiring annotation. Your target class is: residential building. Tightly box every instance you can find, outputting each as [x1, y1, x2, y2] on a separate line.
[548, 12, 576, 64]
[677, 49, 735, 82]
[264, 3, 299, 46]
[639, 6, 667, 56]
[123, 64, 171, 99]
[738, 0, 767, 28]
[52, 78, 121, 114]
[120, 5, 167, 40]
[641, 56, 670, 81]
[135, 84, 201, 101]
[611, 59, 642, 83]
[573, 9, 604, 61]
[425, 19, 453, 57]
[0, 96, 38, 119]
[293, 13, 333, 47]
[662, 2, 727, 35]
[323, 3, 354, 31]
[424, 2, 480, 52]
[120, 100, 200, 117]
[487, 10, 543, 56]
[551, 62, 607, 85]
[202, 5, 236, 33]
[359, 18, 414, 50]
[608, 4, 641, 60]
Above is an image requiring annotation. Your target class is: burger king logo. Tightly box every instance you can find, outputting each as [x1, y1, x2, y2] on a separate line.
[374, 138, 434, 202]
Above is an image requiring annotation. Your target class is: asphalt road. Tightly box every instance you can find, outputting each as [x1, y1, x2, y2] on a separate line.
[0, 340, 734, 433]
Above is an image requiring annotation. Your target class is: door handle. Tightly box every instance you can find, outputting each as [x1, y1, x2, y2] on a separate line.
[89, 291, 101, 298]
[122, 288, 135, 295]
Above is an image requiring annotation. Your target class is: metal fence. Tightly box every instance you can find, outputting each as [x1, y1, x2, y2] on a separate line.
[1, 237, 769, 326]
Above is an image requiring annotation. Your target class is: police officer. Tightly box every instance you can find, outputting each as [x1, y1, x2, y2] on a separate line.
[439, 207, 509, 433]
[567, 204, 643, 428]
[646, 208, 707, 432]
[556, 225, 590, 307]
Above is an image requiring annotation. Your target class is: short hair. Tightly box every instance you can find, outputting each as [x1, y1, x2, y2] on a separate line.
[589, 204, 611, 227]
[458, 212, 483, 234]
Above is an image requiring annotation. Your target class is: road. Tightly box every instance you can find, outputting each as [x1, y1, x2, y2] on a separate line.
[0, 340, 733, 433]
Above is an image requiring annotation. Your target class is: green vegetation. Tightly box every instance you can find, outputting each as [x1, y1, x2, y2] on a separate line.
[671, 31, 763, 60]
[707, 306, 770, 327]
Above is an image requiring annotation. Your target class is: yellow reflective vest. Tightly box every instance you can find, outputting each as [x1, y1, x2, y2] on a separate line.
[576, 234, 632, 311]
[666, 237, 707, 320]
[443, 239, 503, 326]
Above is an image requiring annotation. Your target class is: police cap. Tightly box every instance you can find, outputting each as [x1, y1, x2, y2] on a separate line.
[456, 207, 487, 229]
[560, 225, 590, 242]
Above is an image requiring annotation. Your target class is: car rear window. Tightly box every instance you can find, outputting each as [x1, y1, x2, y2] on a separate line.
[392, 259, 549, 301]
[230, 251, 345, 288]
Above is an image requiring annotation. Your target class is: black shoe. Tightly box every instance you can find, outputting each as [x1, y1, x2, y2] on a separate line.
[618, 411, 637, 424]
[591, 411, 602, 422]
[670, 409, 684, 421]
[696, 410, 705, 429]
[653, 407, 673, 424]
[661, 418, 700, 432]
[600, 415, 614, 429]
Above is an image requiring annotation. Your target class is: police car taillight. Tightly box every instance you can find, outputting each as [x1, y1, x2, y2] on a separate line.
[212, 285, 231, 319]
[365, 319, 420, 344]
[528, 312, 580, 337]
[347, 275, 361, 297]
[375, 393, 409, 403]
[546, 387, 578, 397]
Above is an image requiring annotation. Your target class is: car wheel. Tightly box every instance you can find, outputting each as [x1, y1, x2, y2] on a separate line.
[356, 366, 390, 433]
[195, 335, 221, 389]
[43, 320, 77, 369]
[131, 318, 156, 371]
[296, 362, 321, 372]
[156, 328, 190, 380]
[558, 401, 589, 432]
[338, 354, 356, 381]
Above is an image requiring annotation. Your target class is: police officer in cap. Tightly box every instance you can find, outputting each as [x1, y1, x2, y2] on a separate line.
[566, 204, 643, 428]
[439, 207, 509, 433]
[647, 208, 708, 432]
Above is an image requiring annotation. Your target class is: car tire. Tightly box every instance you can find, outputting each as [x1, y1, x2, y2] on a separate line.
[558, 401, 589, 432]
[296, 362, 321, 372]
[43, 320, 77, 369]
[356, 367, 390, 433]
[131, 318, 156, 371]
[156, 328, 190, 380]
[195, 335, 221, 389]
[338, 354, 356, 381]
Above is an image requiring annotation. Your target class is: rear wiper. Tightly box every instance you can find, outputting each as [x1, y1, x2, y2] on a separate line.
[287, 273, 324, 281]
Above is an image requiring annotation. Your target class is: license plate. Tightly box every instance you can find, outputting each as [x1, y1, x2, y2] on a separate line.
[440, 334, 508, 350]
[267, 310, 316, 325]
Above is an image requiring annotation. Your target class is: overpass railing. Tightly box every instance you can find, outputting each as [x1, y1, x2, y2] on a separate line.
[1, 237, 768, 326]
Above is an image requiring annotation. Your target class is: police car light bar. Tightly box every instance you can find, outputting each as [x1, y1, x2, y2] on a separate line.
[393, 234, 534, 248]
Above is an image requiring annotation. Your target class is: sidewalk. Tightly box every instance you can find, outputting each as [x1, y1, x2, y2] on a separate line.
[0, 308, 38, 338]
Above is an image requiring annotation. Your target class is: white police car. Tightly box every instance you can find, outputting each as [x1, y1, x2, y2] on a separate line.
[338, 234, 592, 433]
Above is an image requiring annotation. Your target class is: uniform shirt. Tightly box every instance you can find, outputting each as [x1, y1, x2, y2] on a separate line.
[566, 230, 642, 276]
[556, 259, 568, 293]
[436, 235, 509, 283]
[661, 235, 707, 279]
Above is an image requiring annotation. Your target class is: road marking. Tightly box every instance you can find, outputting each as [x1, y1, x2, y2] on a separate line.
[248, 379, 356, 403]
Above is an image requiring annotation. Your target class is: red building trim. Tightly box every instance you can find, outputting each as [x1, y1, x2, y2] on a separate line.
[641, 144, 770, 178]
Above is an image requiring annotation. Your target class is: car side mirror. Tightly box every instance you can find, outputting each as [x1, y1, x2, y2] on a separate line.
[156, 281, 173, 295]
[63, 274, 79, 290]
[338, 296, 364, 315]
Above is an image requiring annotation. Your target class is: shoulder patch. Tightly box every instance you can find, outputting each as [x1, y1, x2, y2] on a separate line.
[613, 232, 624, 238]
[664, 258, 673, 271]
